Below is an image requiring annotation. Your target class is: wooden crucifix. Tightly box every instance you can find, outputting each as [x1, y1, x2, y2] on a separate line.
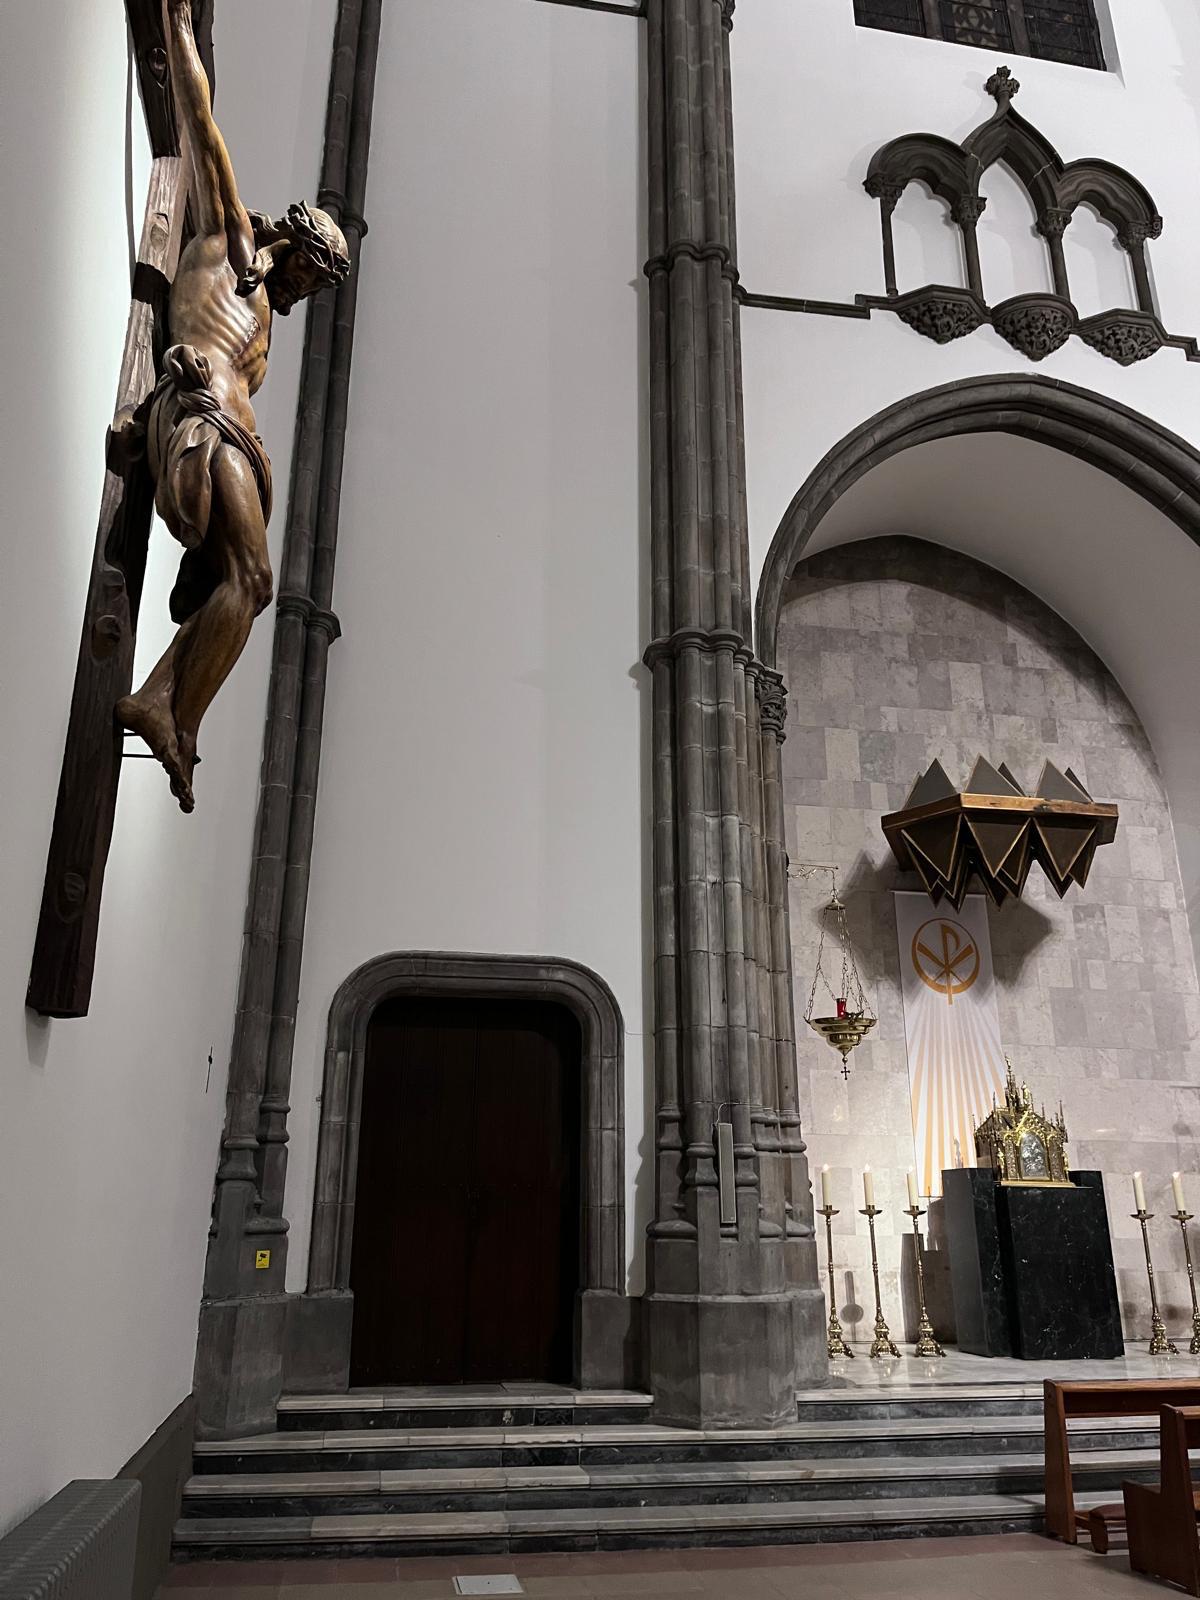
[27, 0, 352, 1018]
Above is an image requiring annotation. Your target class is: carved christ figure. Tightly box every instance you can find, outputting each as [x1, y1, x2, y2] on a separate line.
[117, 0, 350, 811]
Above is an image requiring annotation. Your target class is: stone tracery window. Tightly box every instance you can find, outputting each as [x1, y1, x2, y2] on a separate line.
[854, 0, 1106, 71]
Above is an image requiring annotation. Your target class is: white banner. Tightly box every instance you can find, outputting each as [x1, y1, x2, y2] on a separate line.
[894, 891, 1008, 1199]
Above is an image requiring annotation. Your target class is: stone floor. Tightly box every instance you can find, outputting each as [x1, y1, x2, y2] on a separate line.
[157, 1536, 1159, 1597]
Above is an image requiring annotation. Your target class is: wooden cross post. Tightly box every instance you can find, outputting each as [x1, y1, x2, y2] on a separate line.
[26, 0, 214, 1018]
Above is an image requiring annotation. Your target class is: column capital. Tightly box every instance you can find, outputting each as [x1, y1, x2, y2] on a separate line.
[756, 671, 789, 742]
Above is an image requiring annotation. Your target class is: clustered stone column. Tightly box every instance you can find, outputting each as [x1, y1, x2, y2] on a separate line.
[193, 0, 382, 1439]
[643, 0, 825, 1429]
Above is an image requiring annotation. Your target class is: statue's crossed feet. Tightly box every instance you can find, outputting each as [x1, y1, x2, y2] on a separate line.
[115, 693, 195, 813]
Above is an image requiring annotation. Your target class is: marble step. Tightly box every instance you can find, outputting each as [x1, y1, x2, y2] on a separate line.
[180, 1445, 1160, 1518]
[278, 1389, 653, 1433]
[792, 1382, 1045, 1421]
[279, 1384, 1049, 1432]
[173, 1488, 1108, 1558]
[194, 1412, 1159, 1475]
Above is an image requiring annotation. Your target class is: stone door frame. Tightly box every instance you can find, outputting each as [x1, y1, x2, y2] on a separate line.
[298, 951, 630, 1390]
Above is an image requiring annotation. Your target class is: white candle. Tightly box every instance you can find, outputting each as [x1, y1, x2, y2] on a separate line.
[863, 1167, 875, 1209]
[1133, 1171, 1146, 1213]
[907, 1170, 919, 1208]
[1173, 1172, 1187, 1214]
[821, 1165, 833, 1207]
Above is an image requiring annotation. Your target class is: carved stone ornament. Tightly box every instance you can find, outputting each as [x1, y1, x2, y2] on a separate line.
[860, 67, 1194, 367]
[893, 285, 986, 345]
[1076, 309, 1166, 366]
[992, 293, 1076, 362]
[757, 675, 789, 739]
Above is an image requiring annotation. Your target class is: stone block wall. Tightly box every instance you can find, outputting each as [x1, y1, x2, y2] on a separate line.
[781, 536, 1200, 1345]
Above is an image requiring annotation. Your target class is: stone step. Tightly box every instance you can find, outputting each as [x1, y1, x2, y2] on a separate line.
[278, 1384, 1049, 1431]
[278, 1389, 653, 1433]
[791, 1382, 1044, 1421]
[179, 1445, 1159, 1518]
[173, 1488, 1107, 1558]
[193, 1412, 1158, 1475]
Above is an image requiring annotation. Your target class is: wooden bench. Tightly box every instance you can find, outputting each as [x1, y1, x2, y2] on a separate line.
[1044, 1378, 1200, 1547]
[1124, 1405, 1200, 1595]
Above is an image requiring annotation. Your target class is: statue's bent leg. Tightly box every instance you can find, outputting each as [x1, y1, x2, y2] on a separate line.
[118, 444, 271, 812]
[170, 446, 272, 802]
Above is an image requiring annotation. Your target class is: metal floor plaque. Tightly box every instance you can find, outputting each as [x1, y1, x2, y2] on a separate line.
[453, 1579, 524, 1596]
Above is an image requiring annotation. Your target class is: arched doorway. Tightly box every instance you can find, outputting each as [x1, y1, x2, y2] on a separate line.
[302, 952, 631, 1391]
[348, 994, 582, 1385]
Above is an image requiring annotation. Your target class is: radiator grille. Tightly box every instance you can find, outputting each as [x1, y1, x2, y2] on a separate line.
[0, 1481, 139, 1600]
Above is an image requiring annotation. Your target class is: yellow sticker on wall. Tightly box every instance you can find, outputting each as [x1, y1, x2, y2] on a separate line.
[254, 1249, 271, 1270]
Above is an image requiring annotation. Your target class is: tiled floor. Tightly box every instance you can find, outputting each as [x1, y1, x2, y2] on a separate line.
[157, 1534, 1160, 1597]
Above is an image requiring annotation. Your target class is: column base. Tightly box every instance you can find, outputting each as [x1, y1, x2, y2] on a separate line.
[194, 1294, 288, 1438]
[645, 1291, 798, 1428]
[282, 1290, 354, 1393]
[578, 1290, 641, 1389]
[791, 1283, 830, 1386]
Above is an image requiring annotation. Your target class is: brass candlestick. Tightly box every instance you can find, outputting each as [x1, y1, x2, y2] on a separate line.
[819, 1204, 854, 1359]
[1133, 1209, 1178, 1356]
[1171, 1209, 1200, 1355]
[905, 1204, 945, 1358]
[860, 1205, 900, 1358]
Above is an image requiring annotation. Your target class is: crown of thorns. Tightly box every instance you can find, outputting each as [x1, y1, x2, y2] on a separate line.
[286, 201, 351, 285]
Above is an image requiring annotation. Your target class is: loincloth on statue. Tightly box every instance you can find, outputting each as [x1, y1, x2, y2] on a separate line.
[147, 343, 274, 622]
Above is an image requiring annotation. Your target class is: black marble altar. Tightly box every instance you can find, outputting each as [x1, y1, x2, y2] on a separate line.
[942, 1168, 1123, 1360]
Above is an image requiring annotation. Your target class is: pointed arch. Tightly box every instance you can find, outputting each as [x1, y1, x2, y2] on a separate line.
[755, 375, 1200, 669]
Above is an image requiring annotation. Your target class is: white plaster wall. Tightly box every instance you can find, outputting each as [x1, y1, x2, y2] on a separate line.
[0, 0, 334, 1536]
[283, 0, 650, 1294]
[734, 0, 1200, 925]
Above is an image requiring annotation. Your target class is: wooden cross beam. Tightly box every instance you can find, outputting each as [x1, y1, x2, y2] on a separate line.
[26, 1, 214, 1018]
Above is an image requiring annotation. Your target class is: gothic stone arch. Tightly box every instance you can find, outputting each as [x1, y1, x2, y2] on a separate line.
[755, 373, 1200, 668]
[290, 952, 632, 1392]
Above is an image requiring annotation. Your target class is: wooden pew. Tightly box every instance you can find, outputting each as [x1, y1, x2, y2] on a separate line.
[1124, 1405, 1200, 1596]
[1044, 1378, 1200, 1546]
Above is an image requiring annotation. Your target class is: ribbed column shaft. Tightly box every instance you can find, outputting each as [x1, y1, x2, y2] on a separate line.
[643, 0, 824, 1424]
[257, 0, 383, 1224]
[204, 0, 379, 1300]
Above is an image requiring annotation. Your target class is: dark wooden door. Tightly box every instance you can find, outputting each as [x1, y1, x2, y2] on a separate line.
[349, 996, 581, 1385]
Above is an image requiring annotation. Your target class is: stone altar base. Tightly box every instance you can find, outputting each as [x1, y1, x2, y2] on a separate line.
[942, 1168, 1123, 1360]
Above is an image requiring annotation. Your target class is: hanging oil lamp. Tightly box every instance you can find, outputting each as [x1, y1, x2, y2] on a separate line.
[794, 866, 876, 1078]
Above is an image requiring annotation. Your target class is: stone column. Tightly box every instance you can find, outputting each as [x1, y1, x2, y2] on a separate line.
[952, 195, 987, 300]
[1037, 208, 1072, 302]
[1118, 220, 1161, 316]
[642, 0, 825, 1429]
[193, 0, 381, 1438]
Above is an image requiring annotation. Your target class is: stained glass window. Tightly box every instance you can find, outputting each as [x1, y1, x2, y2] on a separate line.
[1023, 1, 1105, 70]
[853, 0, 1106, 71]
[940, 2, 1014, 52]
[854, 0, 926, 36]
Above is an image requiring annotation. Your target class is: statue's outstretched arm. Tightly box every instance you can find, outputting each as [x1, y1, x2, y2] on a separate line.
[163, 0, 253, 271]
